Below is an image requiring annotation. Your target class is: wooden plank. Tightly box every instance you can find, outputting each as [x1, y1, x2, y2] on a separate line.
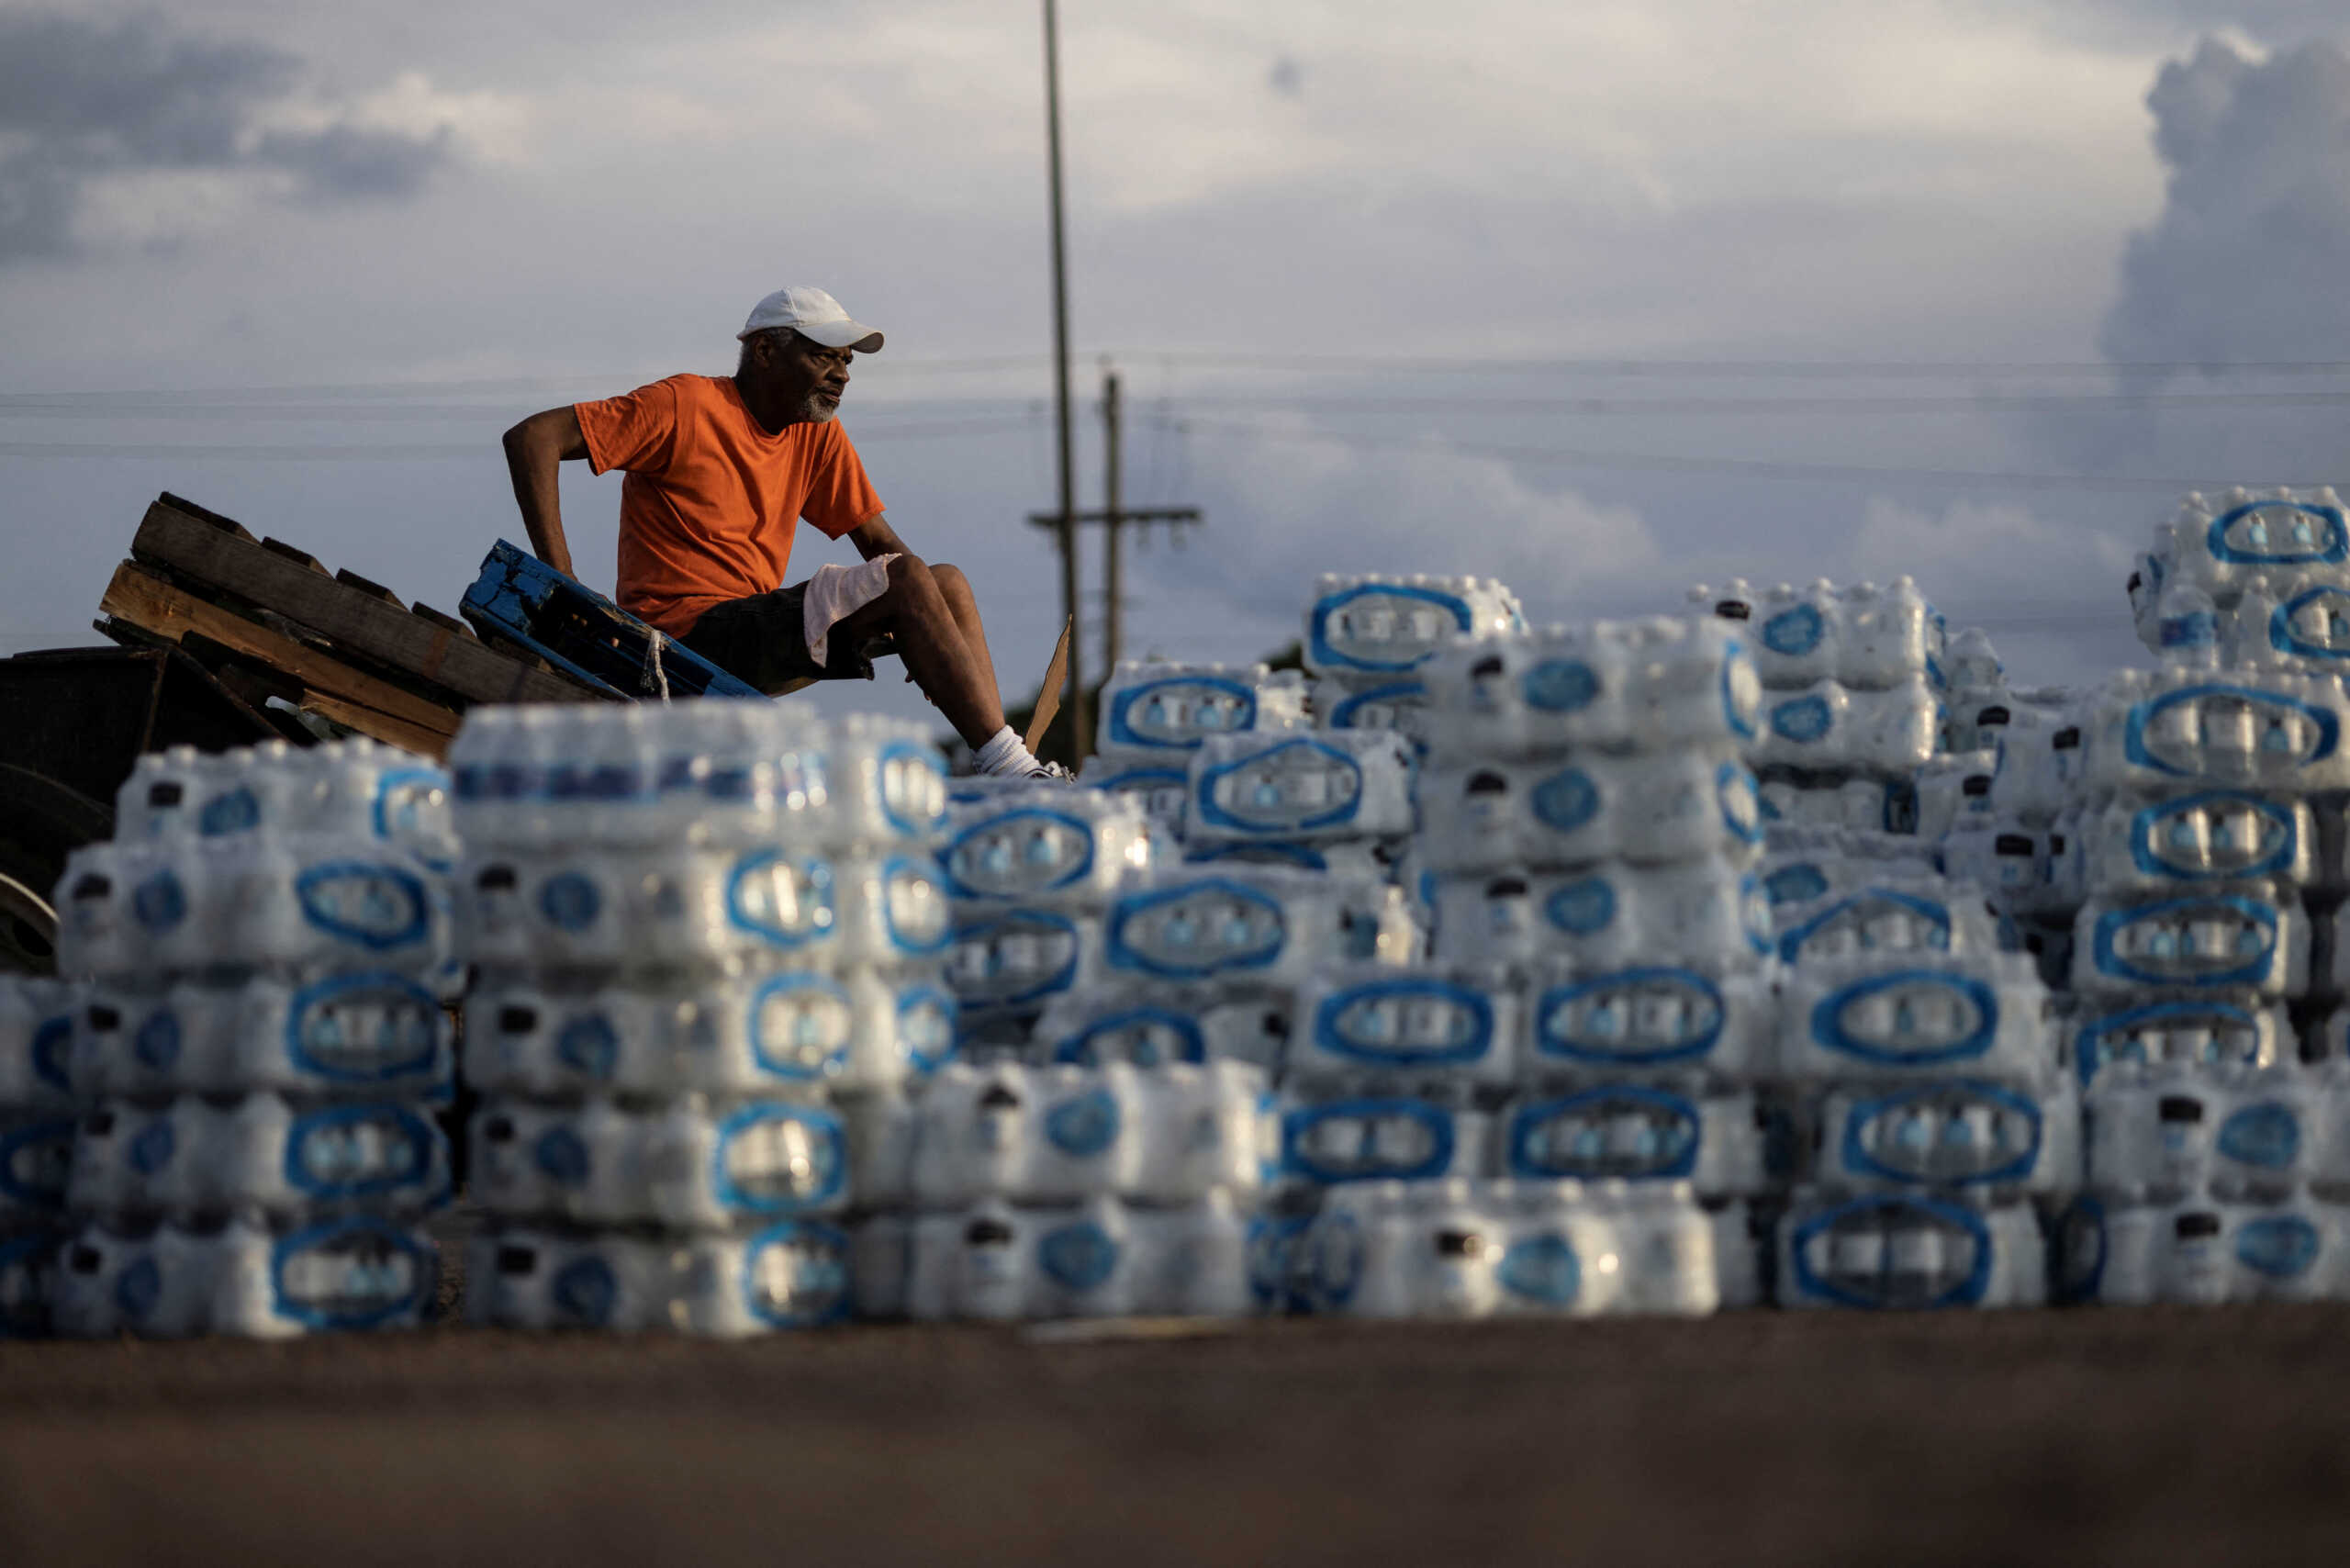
[100, 560, 465, 734]
[1024, 616, 1074, 753]
[157, 491, 255, 541]
[262, 538, 331, 575]
[410, 603, 477, 640]
[129, 498, 600, 706]
[334, 568, 408, 610]
[298, 690, 453, 759]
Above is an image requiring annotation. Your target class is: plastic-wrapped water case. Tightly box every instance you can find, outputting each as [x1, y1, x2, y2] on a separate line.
[117, 740, 455, 864]
[1775, 1190, 2046, 1309]
[902, 1060, 1273, 1207]
[1939, 820, 2054, 907]
[1988, 704, 2087, 823]
[1311, 677, 1433, 754]
[467, 1095, 851, 1227]
[1417, 752, 1763, 873]
[1522, 960, 1777, 1083]
[54, 834, 451, 982]
[456, 845, 952, 974]
[463, 968, 955, 1099]
[51, 1213, 438, 1338]
[1100, 867, 1350, 991]
[68, 1093, 452, 1219]
[2234, 573, 2350, 666]
[1755, 827, 1940, 911]
[946, 905, 1101, 1016]
[1774, 952, 2056, 1086]
[1093, 661, 1308, 764]
[1427, 857, 1772, 973]
[1285, 968, 1520, 1090]
[2059, 1194, 2343, 1305]
[939, 788, 1156, 904]
[1075, 758, 1190, 824]
[1748, 677, 1939, 777]
[864, 1192, 1259, 1322]
[1913, 750, 2000, 843]
[1278, 1095, 1493, 1187]
[2080, 666, 2350, 798]
[0, 977, 78, 1110]
[1771, 879, 2006, 968]
[2067, 995, 2294, 1089]
[72, 974, 453, 1102]
[465, 1219, 854, 1334]
[1181, 836, 1395, 880]
[1027, 989, 1290, 1072]
[2074, 790, 2316, 898]
[1416, 616, 1762, 759]
[1183, 730, 1416, 846]
[1756, 774, 1920, 836]
[2145, 487, 2350, 600]
[1496, 1086, 1769, 1197]
[2069, 885, 2309, 1000]
[1718, 577, 1941, 691]
[1299, 1178, 1721, 1318]
[2084, 1061, 2324, 1203]
[0, 1109, 74, 1223]
[1304, 573, 1522, 683]
[1809, 1079, 2080, 1197]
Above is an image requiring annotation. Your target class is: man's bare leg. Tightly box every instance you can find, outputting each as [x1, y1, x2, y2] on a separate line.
[928, 563, 1002, 704]
[831, 555, 1006, 749]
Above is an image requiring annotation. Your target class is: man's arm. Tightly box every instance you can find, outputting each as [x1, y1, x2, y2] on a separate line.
[501, 406, 590, 577]
[845, 513, 919, 567]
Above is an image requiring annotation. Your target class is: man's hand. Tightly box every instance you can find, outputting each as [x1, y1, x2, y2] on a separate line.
[502, 407, 589, 577]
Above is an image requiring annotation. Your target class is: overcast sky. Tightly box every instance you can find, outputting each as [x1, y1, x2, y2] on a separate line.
[3, 0, 2347, 728]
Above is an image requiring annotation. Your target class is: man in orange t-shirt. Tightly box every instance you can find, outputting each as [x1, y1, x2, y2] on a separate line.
[501, 285, 1060, 779]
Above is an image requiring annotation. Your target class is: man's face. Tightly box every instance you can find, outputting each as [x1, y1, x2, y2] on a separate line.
[755, 330, 854, 423]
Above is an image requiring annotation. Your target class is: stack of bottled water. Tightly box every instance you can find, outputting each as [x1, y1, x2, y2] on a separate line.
[1081, 658, 1308, 823]
[0, 978, 78, 1336]
[47, 741, 458, 1338]
[1264, 613, 1777, 1320]
[2053, 580, 2349, 1304]
[452, 701, 953, 1334]
[2126, 488, 2350, 666]
[1769, 881, 2069, 1310]
[1690, 577, 1943, 836]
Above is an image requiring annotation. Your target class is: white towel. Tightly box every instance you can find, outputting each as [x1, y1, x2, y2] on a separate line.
[802, 554, 899, 666]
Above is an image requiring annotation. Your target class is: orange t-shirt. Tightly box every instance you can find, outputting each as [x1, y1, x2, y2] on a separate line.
[576, 374, 884, 635]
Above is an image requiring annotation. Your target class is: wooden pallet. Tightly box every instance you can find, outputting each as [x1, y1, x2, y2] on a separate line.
[94, 492, 610, 759]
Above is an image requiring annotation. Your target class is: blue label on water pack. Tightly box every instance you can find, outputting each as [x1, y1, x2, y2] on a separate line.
[878, 856, 952, 956]
[1037, 1220, 1120, 1293]
[1762, 602, 1824, 656]
[270, 1218, 431, 1330]
[1496, 1234, 1581, 1306]
[2072, 999, 2266, 1088]
[1718, 762, 1763, 844]
[1281, 1098, 1458, 1184]
[133, 1010, 181, 1071]
[131, 870, 186, 932]
[372, 767, 451, 840]
[128, 1117, 175, 1175]
[2235, 1214, 2321, 1278]
[1836, 1081, 2042, 1186]
[1807, 969, 1999, 1069]
[295, 861, 431, 950]
[2088, 892, 2278, 991]
[2127, 791, 2298, 883]
[725, 850, 838, 948]
[2216, 1102, 2301, 1170]
[1529, 768, 1600, 835]
[748, 972, 853, 1082]
[555, 1014, 620, 1080]
[30, 1015, 70, 1092]
[944, 808, 1098, 901]
[1532, 968, 1728, 1067]
[285, 972, 443, 1085]
[952, 907, 1083, 1007]
[1543, 877, 1617, 935]
[711, 1103, 846, 1215]
[198, 787, 261, 836]
[1053, 1006, 1205, 1069]
[1106, 879, 1285, 981]
[1720, 636, 1759, 739]
[1776, 887, 1954, 966]
[1311, 977, 1494, 1070]
[1307, 583, 1473, 673]
[537, 871, 601, 933]
[1193, 738, 1367, 836]
[1045, 1089, 1122, 1158]
[1769, 693, 1834, 744]
[1763, 863, 1831, 906]
[877, 741, 948, 839]
[897, 985, 957, 1076]
[0, 1119, 75, 1210]
[1787, 1194, 1994, 1310]
[552, 1255, 618, 1327]
[2269, 586, 2350, 661]
[285, 1103, 441, 1200]
[1505, 1085, 1701, 1181]
[2121, 685, 2340, 779]
[116, 1255, 162, 1321]
[1106, 674, 1259, 750]
[744, 1221, 853, 1327]
[2206, 499, 2348, 566]
[1521, 659, 1599, 713]
[534, 1127, 589, 1185]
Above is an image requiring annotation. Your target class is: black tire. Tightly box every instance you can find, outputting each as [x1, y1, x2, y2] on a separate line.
[0, 765, 113, 976]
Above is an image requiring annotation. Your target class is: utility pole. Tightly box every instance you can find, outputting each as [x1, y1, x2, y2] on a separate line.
[1102, 367, 1124, 671]
[1040, 0, 1085, 755]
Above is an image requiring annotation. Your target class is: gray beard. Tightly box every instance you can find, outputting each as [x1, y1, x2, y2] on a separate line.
[800, 397, 839, 425]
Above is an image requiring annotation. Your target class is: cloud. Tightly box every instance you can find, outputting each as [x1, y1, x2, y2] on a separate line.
[2099, 37, 2350, 371]
[0, 9, 461, 263]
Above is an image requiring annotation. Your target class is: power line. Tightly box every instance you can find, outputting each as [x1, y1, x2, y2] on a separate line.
[0, 416, 1041, 462]
[1149, 415, 2319, 494]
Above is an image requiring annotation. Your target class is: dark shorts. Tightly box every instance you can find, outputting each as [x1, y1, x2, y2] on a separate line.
[681, 584, 881, 693]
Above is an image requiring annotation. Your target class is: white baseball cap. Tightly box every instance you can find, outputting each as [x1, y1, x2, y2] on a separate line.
[738, 286, 883, 353]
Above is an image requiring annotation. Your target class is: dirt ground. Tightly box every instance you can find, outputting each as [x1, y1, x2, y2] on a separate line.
[5, 1305, 2349, 1566]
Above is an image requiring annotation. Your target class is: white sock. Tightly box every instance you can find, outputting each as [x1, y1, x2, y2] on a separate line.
[974, 725, 1040, 778]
